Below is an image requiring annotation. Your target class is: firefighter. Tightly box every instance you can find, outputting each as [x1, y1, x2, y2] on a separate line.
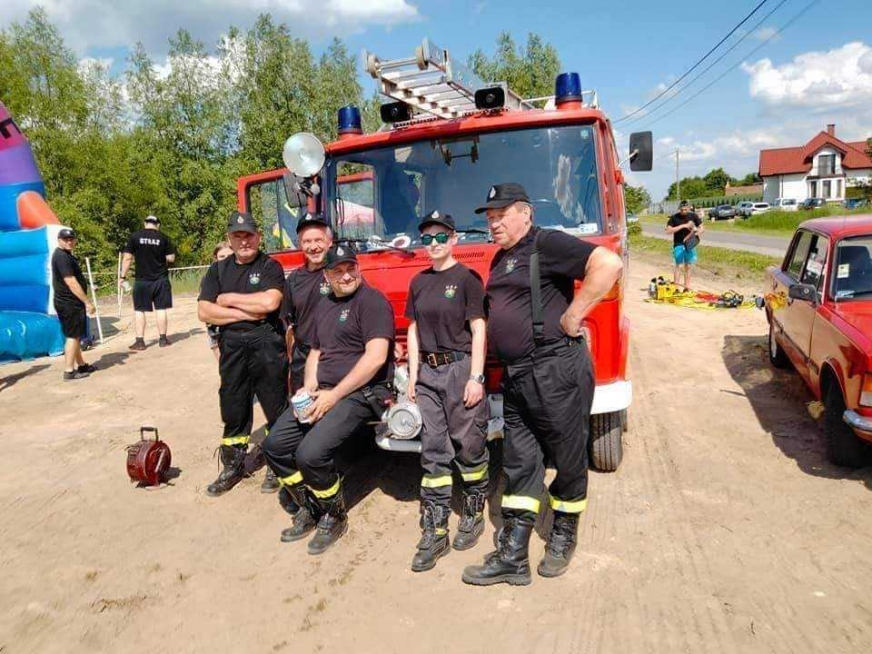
[462, 183, 623, 586]
[197, 211, 289, 497]
[262, 245, 394, 555]
[405, 211, 489, 572]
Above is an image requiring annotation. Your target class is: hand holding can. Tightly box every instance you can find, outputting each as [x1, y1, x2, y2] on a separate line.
[291, 391, 314, 424]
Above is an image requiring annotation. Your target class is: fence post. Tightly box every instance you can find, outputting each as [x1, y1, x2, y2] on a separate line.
[117, 252, 123, 318]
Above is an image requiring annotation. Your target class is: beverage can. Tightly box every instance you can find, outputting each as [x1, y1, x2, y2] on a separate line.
[291, 391, 314, 423]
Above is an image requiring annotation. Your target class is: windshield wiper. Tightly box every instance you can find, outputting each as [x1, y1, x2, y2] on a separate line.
[336, 236, 415, 257]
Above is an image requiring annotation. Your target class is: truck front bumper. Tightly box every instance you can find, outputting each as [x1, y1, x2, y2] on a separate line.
[843, 410, 872, 439]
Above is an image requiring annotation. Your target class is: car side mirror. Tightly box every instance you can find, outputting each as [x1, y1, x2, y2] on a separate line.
[629, 131, 653, 171]
[788, 283, 817, 305]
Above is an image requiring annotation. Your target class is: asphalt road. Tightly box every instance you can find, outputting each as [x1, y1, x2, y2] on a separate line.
[641, 222, 791, 258]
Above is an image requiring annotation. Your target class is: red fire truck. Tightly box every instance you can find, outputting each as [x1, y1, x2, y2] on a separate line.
[236, 39, 652, 471]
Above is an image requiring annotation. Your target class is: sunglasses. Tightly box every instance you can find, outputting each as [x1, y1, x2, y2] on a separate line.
[421, 232, 450, 245]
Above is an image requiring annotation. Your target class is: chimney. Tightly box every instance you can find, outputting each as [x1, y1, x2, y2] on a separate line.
[827, 123, 835, 136]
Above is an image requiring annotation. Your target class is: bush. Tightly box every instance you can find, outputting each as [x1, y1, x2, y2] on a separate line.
[627, 222, 642, 236]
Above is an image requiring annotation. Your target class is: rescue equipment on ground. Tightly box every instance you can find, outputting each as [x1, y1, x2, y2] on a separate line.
[126, 426, 172, 488]
[646, 276, 758, 310]
[383, 400, 423, 440]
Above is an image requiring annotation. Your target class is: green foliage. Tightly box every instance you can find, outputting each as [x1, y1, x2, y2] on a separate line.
[624, 185, 650, 214]
[666, 168, 763, 201]
[469, 32, 561, 98]
[627, 221, 642, 236]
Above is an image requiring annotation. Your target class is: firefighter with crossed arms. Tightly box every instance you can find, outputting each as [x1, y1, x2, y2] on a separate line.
[462, 183, 623, 586]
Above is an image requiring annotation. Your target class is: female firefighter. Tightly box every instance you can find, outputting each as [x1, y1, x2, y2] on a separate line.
[405, 210, 490, 572]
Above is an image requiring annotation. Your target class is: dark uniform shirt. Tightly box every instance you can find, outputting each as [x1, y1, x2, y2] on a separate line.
[667, 212, 702, 246]
[280, 266, 331, 347]
[486, 227, 596, 362]
[198, 251, 285, 331]
[404, 263, 485, 354]
[312, 285, 395, 389]
[123, 229, 176, 281]
[51, 248, 87, 308]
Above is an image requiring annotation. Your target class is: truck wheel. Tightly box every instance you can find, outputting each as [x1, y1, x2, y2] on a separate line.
[768, 319, 790, 369]
[590, 412, 623, 472]
[823, 383, 870, 467]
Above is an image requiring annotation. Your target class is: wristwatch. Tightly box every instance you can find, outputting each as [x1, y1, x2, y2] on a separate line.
[469, 374, 485, 384]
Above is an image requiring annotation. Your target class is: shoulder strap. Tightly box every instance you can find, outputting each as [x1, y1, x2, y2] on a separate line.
[529, 228, 546, 346]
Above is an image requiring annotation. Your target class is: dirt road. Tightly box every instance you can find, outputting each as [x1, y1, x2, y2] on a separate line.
[641, 222, 790, 258]
[2, 258, 871, 654]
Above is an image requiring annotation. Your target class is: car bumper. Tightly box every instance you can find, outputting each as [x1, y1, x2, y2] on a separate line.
[843, 410, 872, 438]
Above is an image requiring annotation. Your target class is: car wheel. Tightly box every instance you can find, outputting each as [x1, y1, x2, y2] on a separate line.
[823, 382, 870, 467]
[768, 318, 790, 368]
[590, 411, 623, 472]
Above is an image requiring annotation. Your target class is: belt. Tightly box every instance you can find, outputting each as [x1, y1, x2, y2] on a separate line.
[503, 337, 584, 374]
[422, 351, 468, 368]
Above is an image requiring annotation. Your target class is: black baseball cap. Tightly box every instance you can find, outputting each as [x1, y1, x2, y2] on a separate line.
[144, 214, 160, 224]
[227, 210, 258, 234]
[58, 227, 77, 239]
[418, 210, 455, 232]
[296, 213, 330, 233]
[324, 245, 358, 269]
[474, 183, 531, 214]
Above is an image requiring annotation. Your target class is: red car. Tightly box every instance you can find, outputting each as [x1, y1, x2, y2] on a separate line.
[763, 215, 872, 466]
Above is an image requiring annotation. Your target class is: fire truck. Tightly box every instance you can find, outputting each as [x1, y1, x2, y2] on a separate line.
[236, 39, 652, 471]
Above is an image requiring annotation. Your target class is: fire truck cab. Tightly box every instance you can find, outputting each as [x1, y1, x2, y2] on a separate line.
[236, 39, 652, 471]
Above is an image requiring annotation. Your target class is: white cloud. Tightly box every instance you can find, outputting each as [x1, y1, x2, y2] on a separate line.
[2, 0, 419, 53]
[742, 41, 872, 111]
[753, 26, 778, 42]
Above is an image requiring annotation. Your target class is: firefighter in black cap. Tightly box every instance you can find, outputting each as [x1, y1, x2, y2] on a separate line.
[197, 211, 289, 497]
[462, 183, 623, 586]
[262, 244, 395, 555]
[405, 210, 489, 572]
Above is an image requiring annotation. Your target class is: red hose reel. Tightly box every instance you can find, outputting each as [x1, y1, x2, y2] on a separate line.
[126, 426, 172, 487]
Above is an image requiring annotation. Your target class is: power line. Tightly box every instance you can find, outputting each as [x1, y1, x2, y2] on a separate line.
[613, 0, 771, 124]
[635, 0, 822, 131]
[620, 0, 791, 128]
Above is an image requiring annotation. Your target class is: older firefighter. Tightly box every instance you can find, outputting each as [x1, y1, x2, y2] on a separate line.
[197, 211, 288, 497]
[462, 183, 623, 586]
[262, 245, 395, 555]
[405, 211, 489, 572]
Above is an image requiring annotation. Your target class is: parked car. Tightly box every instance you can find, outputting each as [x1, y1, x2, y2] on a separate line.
[626, 212, 638, 224]
[709, 204, 738, 220]
[750, 202, 771, 215]
[843, 198, 869, 211]
[762, 216, 872, 466]
[736, 201, 755, 218]
[773, 198, 798, 212]
[800, 197, 826, 210]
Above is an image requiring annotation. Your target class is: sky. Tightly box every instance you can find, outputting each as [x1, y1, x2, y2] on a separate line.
[4, 0, 872, 199]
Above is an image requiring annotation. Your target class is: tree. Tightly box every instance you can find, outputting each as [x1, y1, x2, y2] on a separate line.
[703, 168, 731, 194]
[469, 32, 561, 98]
[624, 185, 650, 214]
[732, 172, 762, 186]
[666, 176, 708, 201]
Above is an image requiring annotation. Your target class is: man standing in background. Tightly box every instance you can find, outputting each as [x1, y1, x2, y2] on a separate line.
[51, 228, 97, 380]
[120, 214, 176, 350]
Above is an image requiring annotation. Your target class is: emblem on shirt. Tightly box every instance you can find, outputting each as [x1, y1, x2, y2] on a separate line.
[505, 257, 517, 273]
[339, 308, 350, 323]
[444, 284, 457, 299]
[319, 281, 331, 295]
[249, 272, 261, 285]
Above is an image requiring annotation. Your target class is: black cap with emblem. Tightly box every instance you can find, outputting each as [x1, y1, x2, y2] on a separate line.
[58, 227, 77, 239]
[417, 210, 455, 232]
[474, 182, 531, 214]
[227, 210, 258, 234]
[324, 244, 358, 269]
[295, 213, 331, 233]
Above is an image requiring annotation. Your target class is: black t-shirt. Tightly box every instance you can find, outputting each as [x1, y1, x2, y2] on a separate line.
[123, 229, 176, 281]
[486, 227, 596, 362]
[51, 248, 87, 308]
[198, 251, 285, 331]
[404, 263, 485, 354]
[312, 285, 395, 389]
[667, 212, 702, 246]
[280, 265, 331, 348]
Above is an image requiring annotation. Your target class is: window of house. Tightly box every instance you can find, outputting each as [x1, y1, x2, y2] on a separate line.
[810, 180, 818, 198]
[823, 180, 832, 199]
[836, 179, 843, 198]
[818, 154, 835, 176]
[786, 230, 813, 281]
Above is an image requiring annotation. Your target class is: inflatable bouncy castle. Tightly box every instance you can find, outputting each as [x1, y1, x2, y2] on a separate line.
[0, 100, 66, 361]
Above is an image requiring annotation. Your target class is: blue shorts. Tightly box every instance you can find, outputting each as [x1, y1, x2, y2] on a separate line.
[673, 244, 698, 265]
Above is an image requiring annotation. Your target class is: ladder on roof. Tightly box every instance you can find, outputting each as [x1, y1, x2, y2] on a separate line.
[364, 38, 533, 120]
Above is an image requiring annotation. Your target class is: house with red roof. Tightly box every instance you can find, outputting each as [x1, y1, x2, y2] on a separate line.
[758, 124, 871, 204]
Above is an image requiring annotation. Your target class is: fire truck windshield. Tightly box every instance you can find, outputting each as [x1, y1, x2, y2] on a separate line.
[324, 124, 603, 249]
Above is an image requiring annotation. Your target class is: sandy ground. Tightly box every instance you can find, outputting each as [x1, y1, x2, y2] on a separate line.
[2, 256, 871, 654]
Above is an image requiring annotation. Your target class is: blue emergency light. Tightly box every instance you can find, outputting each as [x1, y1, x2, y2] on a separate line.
[555, 73, 582, 105]
[338, 105, 362, 135]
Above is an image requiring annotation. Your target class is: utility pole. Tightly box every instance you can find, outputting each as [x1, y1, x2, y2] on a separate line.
[675, 148, 681, 201]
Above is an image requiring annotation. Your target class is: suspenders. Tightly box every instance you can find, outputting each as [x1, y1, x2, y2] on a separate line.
[529, 229, 547, 347]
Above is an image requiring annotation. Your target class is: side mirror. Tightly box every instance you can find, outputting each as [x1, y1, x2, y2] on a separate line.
[629, 131, 653, 171]
[788, 283, 817, 305]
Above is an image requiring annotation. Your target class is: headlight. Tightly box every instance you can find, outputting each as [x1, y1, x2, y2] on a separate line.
[384, 401, 422, 440]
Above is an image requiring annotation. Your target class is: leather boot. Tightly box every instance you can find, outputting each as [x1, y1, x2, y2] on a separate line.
[206, 445, 247, 497]
[538, 512, 579, 578]
[281, 485, 320, 542]
[453, 489, 487, 551]
[461, 517, 533, 586]
[307, 486, 348, 555]
[261, 467, 280, 493]
[411, 502, 450, 572]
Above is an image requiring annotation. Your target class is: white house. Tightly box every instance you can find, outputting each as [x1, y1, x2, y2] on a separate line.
[758, 124, 871, 204]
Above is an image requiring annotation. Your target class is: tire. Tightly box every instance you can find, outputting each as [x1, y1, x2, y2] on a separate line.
[590, 411, 624, 472]
[768, 318, 790, 368]
[823, 383, 870, 467]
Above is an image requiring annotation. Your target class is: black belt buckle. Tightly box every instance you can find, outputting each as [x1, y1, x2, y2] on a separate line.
[425, 352, 440, 367]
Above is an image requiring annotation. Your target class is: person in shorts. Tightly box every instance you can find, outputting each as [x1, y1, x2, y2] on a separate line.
[665, 201, 704, 290]
[51, 228, 97, 380]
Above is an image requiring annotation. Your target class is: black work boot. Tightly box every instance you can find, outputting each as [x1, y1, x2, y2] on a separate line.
[281, 486, 319, 543]
[461, 517, 533, 587]
[206, 445, 247, 497]
[453, 489, 487, 551]
[538, 512, 580, 578]
[261, 467, 280, 493]
[307, 487, 348, 555]
[278, 486, 301, 516]
[129, 338, 146, 351]
[411, 502, 450, 572]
